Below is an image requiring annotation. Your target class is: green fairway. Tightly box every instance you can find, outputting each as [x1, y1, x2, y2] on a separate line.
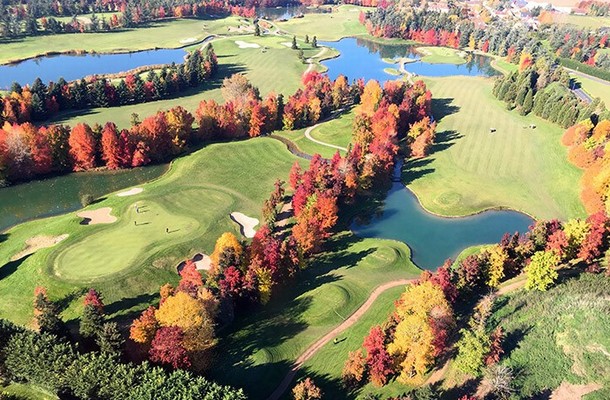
[209, 233, 421, 399]
[0, 138, 306, 325]
[571, 73, 610, 108]
[407, 76, 585, 220]
[416, 46, 466, 64]
[0, 17, 245, 64]
[559, 14, 610, 29]
[491, 58, 518, 75]
[49, 35, 317, 128]
[275, 5, 367, 41]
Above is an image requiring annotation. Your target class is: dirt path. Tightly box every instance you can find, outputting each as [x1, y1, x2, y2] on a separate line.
[266, 279, 415, 400]
[550, 381, 602, 400]
[304, 122, 348, 152]
[304, 47, 327, 74]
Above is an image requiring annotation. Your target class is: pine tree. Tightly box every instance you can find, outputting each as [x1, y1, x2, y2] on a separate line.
[96, 322, 124, 355]
[521, 89, 534, 115]
[254, 22, 261, 37]
[33, 288, 62, 335]
[312, 36, 318, 48]
[291, 36, 298, 50]
[305, 34, 309, 43]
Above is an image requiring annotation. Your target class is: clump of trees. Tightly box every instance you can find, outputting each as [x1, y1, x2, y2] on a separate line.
[562, 119, 610, 214]
[0, 46, 217, 123]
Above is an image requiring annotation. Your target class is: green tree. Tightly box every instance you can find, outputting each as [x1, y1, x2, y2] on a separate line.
[524, 250, 560, 291]
[521, 89, 534, 115]
[455, 327, 490, 376]
[254, 22, 261, 36]
[312, 36, 318, 48]
[33, 288, 62, 335]
[291, 36, 298, 50]
[305, 34, 309, 43]
[96, 322, 124, 355]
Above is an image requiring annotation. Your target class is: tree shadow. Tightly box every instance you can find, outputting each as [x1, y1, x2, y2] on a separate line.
[433, 129, 462, 153]
[0, 253, 32, 280]
[56, 287, 88, 313]
[432, 97, 460, 122]
[402, 157, 434, 185]
[0, 233, 9, 244]
[105, 292, 158, 316]
[503, 327, 531, 358]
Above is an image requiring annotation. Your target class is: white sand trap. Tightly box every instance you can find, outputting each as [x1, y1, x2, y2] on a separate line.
[180, 37, 197, 44]
[235, 40, 261, 49]
[117, 187, 143, 197]
[193, 253, 212, 271]
[77, 207, 117, 225]
[230, 212, 259, 238]
[11, 234, 69, 261]
[281, 42, 293, 48]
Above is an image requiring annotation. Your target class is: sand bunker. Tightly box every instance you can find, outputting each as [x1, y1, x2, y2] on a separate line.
[230, 212, 259, 238]
[176, 253, 212, 272]
[117, 187, 143, 197]
[228, 25, 254, 33]
[11, 234, 69, 261]
[77, 207, 117, 225]
[235, 40, 261, 49]
[180, 37, 197, 44]
[281, 42, 293, 48]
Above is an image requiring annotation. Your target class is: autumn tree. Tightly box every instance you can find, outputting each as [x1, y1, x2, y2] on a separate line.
[524, 250, 560, 291]
[363, 325, 393, 386]
[149, 326, 191, 369]
[210, 232, 243, 275]
[486, 245, 508, 288]
[387, 280, 454, 384]
[80, 288, 105, 340]
[33, 287, 62, 335]
[130, 306, 159, 345]
[177, 260, 203, 297]
[69, 123, 97, 170]
[342, 349, 367, 389]
[101, 122, 121, 169]
[292, 377, 322, 400]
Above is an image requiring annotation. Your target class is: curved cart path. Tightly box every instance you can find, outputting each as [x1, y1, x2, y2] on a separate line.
[304, 122, 348, 152]
[267, 278, 415, 400]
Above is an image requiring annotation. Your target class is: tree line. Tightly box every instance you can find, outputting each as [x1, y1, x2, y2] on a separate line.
[1, 45, 217, 124]
[342, 209, 610, 398]
[562, 118, 610, 214]
[127, 74, 436, 372]
[492, 56, 609, 126]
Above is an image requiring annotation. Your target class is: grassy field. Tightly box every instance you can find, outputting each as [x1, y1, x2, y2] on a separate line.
[300, 285, 414, 399]
[50, 34, 318, 128]
[0, 138, 306, 325]
[275, 109, 354, 158]
[557, 14, 610, 29]
[489, 273, 610, 399]
[1, 383, 58, 400]
[417, 46, 466, 64]
[491, 58, 518, 75]
[208, 233, 421, 399]
[407, 76, 585, 220]
[274, 5, 367, 41]
[571, 73, 610, 107]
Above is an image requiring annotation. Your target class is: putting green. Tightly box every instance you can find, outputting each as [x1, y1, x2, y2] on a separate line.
[54, 200, 203, 281]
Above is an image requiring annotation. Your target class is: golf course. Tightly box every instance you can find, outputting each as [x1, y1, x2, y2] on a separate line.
[1, 3, 608, 399]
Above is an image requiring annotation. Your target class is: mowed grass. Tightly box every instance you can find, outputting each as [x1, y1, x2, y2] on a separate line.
[0, 138, 306, 325]
[1, 383, 58, 400]
[407, 76, 585, 220]
[417, 46, 465, 64]
[571, 73, 610, 107]
[49, 34, 316, 128]
[557, 14, 610, 29]
[0, 17, 244, 64]
[489, 273, 610, 399]
[300, 285, 415, 399]
[208, 233, 421, 399]
[275, 5, 367, 41]
[275, 109, 354, 158]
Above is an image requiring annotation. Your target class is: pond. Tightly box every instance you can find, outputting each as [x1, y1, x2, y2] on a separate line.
[352, 182, 533, 270]
[0, 48, 188, 89]
[257, 5, 328, 20]
[0, 164, 168, 232]
[320, 37, 499, 83]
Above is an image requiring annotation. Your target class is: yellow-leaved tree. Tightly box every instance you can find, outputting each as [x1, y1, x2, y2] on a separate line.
[210, 232, 243, 274]
[387, 281, 453, 384]
[486, 245, 508, 288]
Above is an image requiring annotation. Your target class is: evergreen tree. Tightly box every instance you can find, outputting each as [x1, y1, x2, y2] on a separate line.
[116, 79, 129, 105]
[10, 82, 22, 94]
[291, 36, 298, 50]
[91, 79, 108, 107]
[515, 85, 528, 108]
[80, 304, 105, 340]
[305, 34, 309, 43]
[521, 89, 534, 115]
[312, 36, 318, 48]
[31, 93, 47, 120]
[96, 322, 124, 355]
[33, 290, 62, 335]
[254, 22, 261, 36]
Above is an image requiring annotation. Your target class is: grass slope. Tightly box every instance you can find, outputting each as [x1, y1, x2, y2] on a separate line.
[49, 35, 317, 128]
[417, 47, 466, 64]
[0, 17, 245, 64]
[407, 76, 585, 220]
[209, 233, 421, 399]
[571, 73, 610, 108]
[490, 273, 610, 399]
[0, 138, 305, 325]
[275, 5, 367, 41]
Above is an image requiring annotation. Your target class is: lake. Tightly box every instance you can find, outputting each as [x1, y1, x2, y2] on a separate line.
[320, 37, 499, 82]
[352, 183, 533, 270]
[0, 164, 168, 232]
[0, 48, 187, 89]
